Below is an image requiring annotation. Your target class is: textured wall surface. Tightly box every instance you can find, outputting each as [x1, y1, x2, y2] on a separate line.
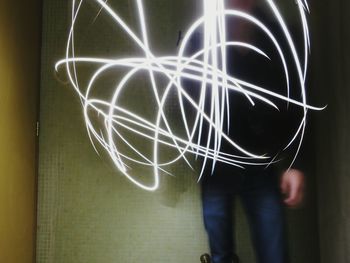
[37, 1, 320, 262]
[36, 1, 209, 262]
[0, 1, 41, 263]
[311, 1, 350, 262]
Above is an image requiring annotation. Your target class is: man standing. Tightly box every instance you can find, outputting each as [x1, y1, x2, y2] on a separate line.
[190, 1, 306, 262]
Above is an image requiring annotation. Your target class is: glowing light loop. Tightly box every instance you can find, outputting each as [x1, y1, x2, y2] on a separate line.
[56, 0, 323, 191]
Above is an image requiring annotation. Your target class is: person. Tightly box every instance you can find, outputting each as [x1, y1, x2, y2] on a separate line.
[185, 1, 306, 262]
[201, 165, 304, 263]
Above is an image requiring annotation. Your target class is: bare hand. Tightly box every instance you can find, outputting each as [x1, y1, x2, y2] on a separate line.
[280, 169, 305, 207]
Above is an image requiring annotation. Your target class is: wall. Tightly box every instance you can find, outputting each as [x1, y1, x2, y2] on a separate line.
[311, 1, 350, 262]
[36, 1, 209, 263]
[0, 1, 41, 263]
[36, 1, 320, 262]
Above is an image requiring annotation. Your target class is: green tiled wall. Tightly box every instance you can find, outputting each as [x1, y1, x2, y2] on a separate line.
[36, 1, 320, 262]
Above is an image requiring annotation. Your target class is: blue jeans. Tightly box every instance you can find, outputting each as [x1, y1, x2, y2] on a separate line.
[201, 171, 288, 263]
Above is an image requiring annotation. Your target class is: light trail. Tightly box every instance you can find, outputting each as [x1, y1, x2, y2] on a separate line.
[56, 0, 323, 191]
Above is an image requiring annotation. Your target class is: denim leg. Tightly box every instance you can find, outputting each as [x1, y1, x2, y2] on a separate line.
[202, 187, 235, 263]
[240, 176, 288, 263]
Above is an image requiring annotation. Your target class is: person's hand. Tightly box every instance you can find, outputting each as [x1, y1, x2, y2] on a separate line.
[280, 169, 305, 207]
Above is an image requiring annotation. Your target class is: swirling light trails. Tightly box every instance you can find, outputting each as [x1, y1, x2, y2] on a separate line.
[55, 0, 324, 191]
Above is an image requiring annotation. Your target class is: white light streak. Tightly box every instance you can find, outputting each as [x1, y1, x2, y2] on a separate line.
[56, 0, 323, 191]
